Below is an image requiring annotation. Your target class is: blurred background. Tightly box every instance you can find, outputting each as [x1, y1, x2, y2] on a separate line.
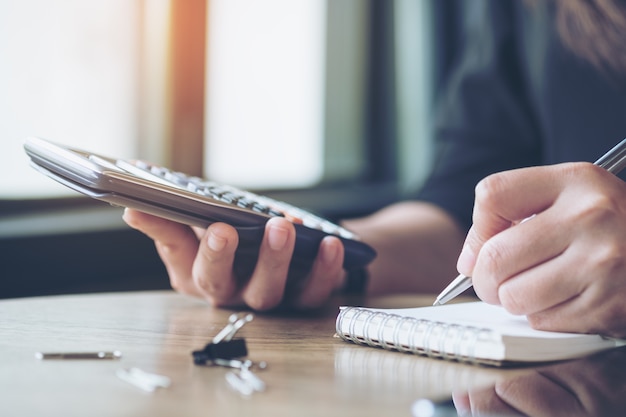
[0, 0, 461, 298]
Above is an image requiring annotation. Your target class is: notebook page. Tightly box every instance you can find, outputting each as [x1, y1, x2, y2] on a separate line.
[362, 302, 583, 339]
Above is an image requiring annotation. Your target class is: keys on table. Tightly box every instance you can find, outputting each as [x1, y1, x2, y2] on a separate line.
[192, 312, 267, 395]
[34, 312, 267, 396]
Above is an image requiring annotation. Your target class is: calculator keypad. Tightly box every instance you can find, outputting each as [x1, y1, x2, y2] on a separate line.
[115, 159, 356, 240]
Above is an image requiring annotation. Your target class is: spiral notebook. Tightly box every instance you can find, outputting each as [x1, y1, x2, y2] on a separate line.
[335, 302, 625, 366]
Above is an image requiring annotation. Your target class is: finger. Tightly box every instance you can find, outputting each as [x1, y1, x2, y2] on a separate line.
[493, 373, 583, 417]
[497, 205, 626, 335]
[451, 391, 471, 416]
[123, 208, 205, 245]
[123, 209, 204, 297]
[123, 208, 207, 241]
[191, 225, 207, 240]
[494, 240, 584, 316]
[526, 274, 626, 338]
[458, 165, 568, 276]
[471, 209, 571, 305]
[295, 236, 345, 309]
[241, 217, 295, 311]
[123, 208, 181, 236]
[460, 385, 520, 417]
[192, 222, 240, 306]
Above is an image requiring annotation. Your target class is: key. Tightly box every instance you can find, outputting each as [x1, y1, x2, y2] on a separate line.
[192, 313, 254, 364]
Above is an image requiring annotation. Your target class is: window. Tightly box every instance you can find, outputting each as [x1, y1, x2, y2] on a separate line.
[0, 0, 436, 298]
[1, 0, 434, 212]
[0, 0, 147, 198]
[205, 0, 327, 188]
[204, 0, 386, 191]
[203, 0, 435, 217]
[395, 0, 434, 192]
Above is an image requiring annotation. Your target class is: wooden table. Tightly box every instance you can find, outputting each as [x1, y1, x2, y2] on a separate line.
[0, 291, 539, 416]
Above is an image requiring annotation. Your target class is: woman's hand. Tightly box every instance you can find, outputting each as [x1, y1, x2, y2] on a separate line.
[457, 162, 626, 337]
[123, 209, 346, 311]
[453, 347, 626, 416]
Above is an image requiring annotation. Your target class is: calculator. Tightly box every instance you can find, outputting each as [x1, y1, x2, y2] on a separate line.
[24, 137, 376, 273]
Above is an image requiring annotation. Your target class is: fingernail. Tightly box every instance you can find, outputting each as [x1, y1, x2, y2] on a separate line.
[320, 237, 339, 265]
[456, 244, 476, 276]
[208, 231, 227, 252]
[451, 392, 471, 417]
[268, 223, 289, 251]
[122, 208, 131, 222]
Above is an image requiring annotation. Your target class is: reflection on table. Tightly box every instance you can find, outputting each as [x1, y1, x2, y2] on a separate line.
[449, 346, 626, 417]
[1, 290, 624, 417]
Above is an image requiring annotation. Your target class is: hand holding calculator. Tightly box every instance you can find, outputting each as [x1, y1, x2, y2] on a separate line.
[24, 137, 376, 289]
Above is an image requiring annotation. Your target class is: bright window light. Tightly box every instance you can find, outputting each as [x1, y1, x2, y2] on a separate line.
[205, 0, 326, 189]
[0, 0, 139, 198]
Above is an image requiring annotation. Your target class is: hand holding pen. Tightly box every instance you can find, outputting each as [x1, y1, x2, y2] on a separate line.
[434, 138, 626, 338]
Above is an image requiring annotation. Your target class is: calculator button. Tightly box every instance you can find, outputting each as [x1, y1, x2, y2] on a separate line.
[236, 198, 254, 209]
[268, 209, 284, 217]
[220, 192, 241, 205]
[284, 214, 303, 224]
[150, 166, 169, 177]
[116, 159, 179, 188]
[251, 203, 270, 214]
[204, 188, 224, 199]
[117, 158, 356, 238]
[133, 160, 151, 170]
[164, 171, 190, 187]
[88, 155, 123, 171]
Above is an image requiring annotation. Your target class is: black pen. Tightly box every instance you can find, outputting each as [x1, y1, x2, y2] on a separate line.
[433, 137, 626, 306]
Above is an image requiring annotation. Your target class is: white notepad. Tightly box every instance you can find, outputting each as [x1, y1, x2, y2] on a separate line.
[335, 302, 625, 366]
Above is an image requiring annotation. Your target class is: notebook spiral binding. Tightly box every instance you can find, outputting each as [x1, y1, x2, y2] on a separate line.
[336, 307, 494, 364]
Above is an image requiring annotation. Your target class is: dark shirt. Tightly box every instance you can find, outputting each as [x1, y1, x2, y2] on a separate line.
[417, 0, 626, 231]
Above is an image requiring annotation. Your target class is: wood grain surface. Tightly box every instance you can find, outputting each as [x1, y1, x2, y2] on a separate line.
[0, 291, 514, 417]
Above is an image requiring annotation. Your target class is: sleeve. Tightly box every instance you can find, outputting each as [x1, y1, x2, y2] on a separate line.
[416, 0, 542, 231]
